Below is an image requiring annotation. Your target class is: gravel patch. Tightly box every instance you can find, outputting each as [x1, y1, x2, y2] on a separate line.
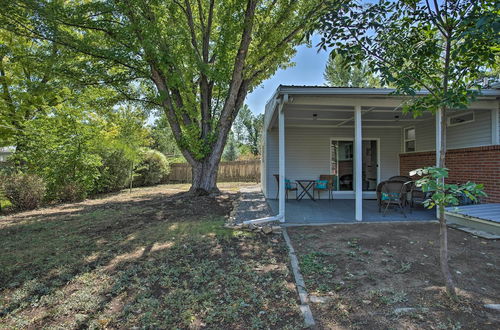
[229, 185, 273, 225]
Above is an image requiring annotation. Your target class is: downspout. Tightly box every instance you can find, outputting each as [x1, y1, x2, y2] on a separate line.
[244, 94, 288, 225]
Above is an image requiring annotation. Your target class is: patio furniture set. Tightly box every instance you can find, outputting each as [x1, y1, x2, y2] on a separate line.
[274, 174, 427, 217]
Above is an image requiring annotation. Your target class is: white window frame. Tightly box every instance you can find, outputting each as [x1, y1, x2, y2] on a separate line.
[403, 126, 416, 153]
[447, 111, 475, 127]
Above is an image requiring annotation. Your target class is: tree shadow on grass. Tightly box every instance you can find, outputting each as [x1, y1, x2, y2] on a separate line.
[0, 188, 265, 327]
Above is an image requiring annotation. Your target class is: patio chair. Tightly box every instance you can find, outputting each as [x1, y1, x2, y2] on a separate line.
[273, 174, 298, 200]
[407, 182, 428, 211]
[379, 180, 410, 217]
[388, 175, 413, 183]
[314, 174, 336, 200]
[339, 174, 353, 190]
[376, 181, 385, 212]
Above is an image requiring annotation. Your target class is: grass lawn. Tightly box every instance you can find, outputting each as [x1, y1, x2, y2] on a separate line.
[0, 183, 303, 329]
[288, 223, 500, 329]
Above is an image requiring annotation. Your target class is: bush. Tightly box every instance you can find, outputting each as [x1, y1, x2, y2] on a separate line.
[3, 174, 46, 210]
[134, 149, 170, 186]
[95, 148, 132, 193]
[58, 181, 88, 203]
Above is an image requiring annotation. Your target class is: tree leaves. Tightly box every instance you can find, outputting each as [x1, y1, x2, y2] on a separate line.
[412, 166, 487, 209]
[0, 0, 328, 176]
[314, 0, 499, 114]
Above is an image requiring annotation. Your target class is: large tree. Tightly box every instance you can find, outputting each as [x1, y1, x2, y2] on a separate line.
[323, 53, 380, 87]
[233, 104, 264, 156]
[0, 30, 120, 151]
[0, 0, 330, 195]
[0, 30, 65, 149]
[314, 0, 499, 298]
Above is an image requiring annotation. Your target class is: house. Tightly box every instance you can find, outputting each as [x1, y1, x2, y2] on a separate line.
[259, 85, 500, 224]
[0, 147, 15, 162]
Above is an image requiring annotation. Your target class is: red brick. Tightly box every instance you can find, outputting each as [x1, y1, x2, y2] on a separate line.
[400, 145, 500, 203]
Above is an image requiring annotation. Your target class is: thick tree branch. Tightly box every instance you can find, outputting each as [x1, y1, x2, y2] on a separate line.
[150, 66, 196, 165]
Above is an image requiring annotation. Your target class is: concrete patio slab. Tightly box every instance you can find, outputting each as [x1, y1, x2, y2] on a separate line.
[267, 199, 436, 225]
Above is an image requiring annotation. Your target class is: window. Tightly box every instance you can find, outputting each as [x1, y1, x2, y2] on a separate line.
[448, 112, 474, 127]
[403, 127, 416, 152]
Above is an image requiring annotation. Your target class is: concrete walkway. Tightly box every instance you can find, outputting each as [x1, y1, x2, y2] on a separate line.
[231, 185, 274, 225]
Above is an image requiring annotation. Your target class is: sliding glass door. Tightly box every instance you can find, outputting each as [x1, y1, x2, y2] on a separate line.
[330, 139, 378, 191]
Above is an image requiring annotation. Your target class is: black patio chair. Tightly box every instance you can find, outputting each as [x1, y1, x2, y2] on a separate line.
[339, 174, 353, 190]
[388, 175, 413, 183]
[407, 181, 429, 212]
[376, 181, 385, 213]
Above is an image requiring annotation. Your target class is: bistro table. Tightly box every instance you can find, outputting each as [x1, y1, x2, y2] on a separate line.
[296, 179, 316, 201]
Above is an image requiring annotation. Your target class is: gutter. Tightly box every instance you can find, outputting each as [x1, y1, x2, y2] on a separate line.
[243, 214, 282, 225]
[275, 85, 500, 98]
[244, 94, 288, 225]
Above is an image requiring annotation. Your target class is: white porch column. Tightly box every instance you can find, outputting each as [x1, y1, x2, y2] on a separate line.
[278, 99, 286, 222]
[492, 108, 499, 145]
[354, 105, 362, 221]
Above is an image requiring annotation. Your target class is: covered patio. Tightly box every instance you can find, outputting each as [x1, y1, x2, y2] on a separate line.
[253, 86, 499, 225]
[267, 199, 435, 225]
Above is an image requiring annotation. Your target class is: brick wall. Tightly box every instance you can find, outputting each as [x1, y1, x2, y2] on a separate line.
[400, 145, 500, 203]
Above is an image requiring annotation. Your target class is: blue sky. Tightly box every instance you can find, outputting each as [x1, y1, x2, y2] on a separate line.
[245, 35, 330, 115]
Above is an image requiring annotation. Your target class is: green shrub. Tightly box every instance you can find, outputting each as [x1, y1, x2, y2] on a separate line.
[95, 148, 132, 193]
[134, 149, 170, 186]
[3, 174, 46, 210]
[58, 181, 88, 203]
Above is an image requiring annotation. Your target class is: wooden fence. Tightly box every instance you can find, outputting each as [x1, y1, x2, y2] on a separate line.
[168, 160, 261, 183]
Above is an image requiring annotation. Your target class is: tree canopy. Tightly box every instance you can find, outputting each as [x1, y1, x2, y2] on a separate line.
[232, 104, 263, 157]
[323, 53, 380, 87]
[0, 0, 329, 194]
[315, 0, 499, 115]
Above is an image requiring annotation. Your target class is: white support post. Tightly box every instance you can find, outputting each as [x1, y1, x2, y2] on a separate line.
[278, 98, 286, 223]
[435, 109, 442, 218]
[492, 108, 499, 145]
[354, 105, 362, 221]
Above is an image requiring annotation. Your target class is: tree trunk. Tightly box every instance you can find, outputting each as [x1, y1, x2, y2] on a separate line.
[189, 158, 220, 195]
[437, 106, 457, 299]
[129, 161, 134, 193]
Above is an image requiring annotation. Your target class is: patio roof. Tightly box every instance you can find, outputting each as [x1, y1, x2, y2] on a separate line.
[264, 86, 500, 130]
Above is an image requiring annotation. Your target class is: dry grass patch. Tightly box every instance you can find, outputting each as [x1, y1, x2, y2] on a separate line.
[0, 183, 302, 329]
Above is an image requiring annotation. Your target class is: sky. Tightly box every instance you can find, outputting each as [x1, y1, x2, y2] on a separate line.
[245, 35, 330, 115]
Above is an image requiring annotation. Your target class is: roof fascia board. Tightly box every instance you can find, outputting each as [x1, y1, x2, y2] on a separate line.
[276, 86, 500, 98]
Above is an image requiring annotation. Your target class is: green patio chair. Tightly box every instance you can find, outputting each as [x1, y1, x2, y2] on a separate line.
[314, 174, 336, 200]
[273, 174, 298, 200]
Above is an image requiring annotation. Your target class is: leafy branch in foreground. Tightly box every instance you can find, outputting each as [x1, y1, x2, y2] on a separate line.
[412, 167, 487, 210]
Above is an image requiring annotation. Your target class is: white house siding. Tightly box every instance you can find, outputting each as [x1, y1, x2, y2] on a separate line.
[265, 127, 402, 199]
[410, 109, 493, 152]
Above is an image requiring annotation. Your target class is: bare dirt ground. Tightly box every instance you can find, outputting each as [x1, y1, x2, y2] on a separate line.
[0, 183, 304, 329]
[288, 222, 499, 329]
